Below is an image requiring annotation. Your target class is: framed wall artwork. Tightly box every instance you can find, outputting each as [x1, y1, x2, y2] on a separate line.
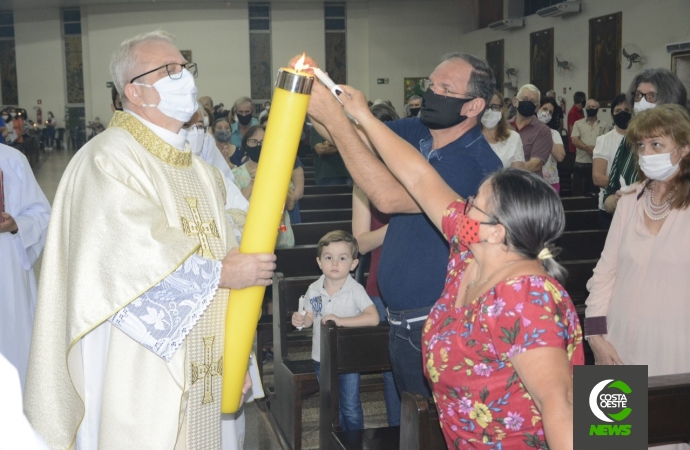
[671, 50, 690, 97]
[589, 12, 622, 106]
[404, 77, 427, 105]
[530, 28, 554, 97]
[486, 39, 504, 92]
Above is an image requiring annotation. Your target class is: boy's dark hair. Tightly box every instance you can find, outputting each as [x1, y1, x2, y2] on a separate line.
[317, 230, 359, 259]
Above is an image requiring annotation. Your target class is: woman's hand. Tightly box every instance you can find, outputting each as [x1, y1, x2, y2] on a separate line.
[337, 85, 375, 124]
[588, 335, 624, 365]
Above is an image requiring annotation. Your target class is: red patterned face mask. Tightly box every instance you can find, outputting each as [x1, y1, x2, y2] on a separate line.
[457, 214, 483, 248]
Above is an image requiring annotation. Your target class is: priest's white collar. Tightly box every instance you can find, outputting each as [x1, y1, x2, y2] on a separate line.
[123, 108, 188, 150]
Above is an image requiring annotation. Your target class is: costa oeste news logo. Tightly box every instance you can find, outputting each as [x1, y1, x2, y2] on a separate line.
[588, 379, 632, 435]
[573, 365, 647, 450]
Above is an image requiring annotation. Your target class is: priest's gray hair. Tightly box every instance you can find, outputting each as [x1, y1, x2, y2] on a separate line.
[110, 30, 176, 102]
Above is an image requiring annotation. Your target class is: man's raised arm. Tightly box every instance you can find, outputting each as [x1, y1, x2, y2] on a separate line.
[308, 82, 420, 214]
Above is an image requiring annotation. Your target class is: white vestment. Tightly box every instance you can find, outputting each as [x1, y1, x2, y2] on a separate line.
[0, 144, 50, 392]
[25, 112, 260, 450]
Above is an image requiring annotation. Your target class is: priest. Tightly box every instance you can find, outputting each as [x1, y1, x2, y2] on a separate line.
[0, 144, 51, 392]
[24, 31, 276, 450]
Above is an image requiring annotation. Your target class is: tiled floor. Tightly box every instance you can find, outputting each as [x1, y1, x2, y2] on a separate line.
[32, 149, 283, 450]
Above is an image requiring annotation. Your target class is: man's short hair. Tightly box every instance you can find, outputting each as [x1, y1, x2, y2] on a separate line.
[518, 84, 541, 102]
[408, 95, 422, 103]
[441, 52, 496, 105]
[234, 96, 253, 110]
[317, 230, 359, 259]
[110, 30, 175, 102]
[573, 91, 587, 106]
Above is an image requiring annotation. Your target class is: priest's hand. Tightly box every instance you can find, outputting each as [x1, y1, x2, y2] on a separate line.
[0, 212, 18, 233]
[219, 248, 276, 289]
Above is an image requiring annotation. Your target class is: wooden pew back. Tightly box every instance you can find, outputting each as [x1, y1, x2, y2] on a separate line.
[399, 392, 445, 450]
[649, 372, 690, 446]
[292, 221, 353, 246]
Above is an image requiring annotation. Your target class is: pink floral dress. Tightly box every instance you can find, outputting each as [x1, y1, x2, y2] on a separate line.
[422, 200, 584, 448]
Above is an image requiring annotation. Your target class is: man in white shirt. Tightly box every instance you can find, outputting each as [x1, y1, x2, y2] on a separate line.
[592, 94, 629, 229]
[571, 98, 609, 196]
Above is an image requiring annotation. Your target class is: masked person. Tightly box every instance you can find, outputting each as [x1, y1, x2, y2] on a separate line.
[481, 90, 525, 169]
[585, 107, 690, 445]
[24, 31, 276, 450]
[213, 117, 245, 168]
[232, 125, 296, 248]
[230, 97, 259, 149]
[592, 94, 629, 229]
[536, 97, 566, 193]
[567, 91, 586, 153]
[406, 95, 422, 118]
[508, 84, 553, 177]
[571, 98, 608, 196]
[602, 68, 688, 214]
[300, 52, 502, 402]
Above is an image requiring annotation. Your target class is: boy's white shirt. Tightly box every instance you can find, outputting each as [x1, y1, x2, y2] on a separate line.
[303, 274, 373, 362]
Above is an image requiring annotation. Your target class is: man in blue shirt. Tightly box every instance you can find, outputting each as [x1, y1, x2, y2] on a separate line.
[306, 53, 502, 403]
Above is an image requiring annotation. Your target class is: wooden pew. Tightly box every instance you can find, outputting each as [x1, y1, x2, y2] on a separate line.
[396, 374, 690, 450]
[561, 196, 598, 211]
[561, 259, 597, 306]
[304, 185, 352, 196]
[323, 321, 398, 450]
[399, 392, 445, 450]
[292, 221, 352, 246]
[270, 273, 320, 450]
[556, 230, 607, 261]
[301, 209, 353, 223]
[299, 193, 352, 210]
[276, 246, 321, 278]
[564, 210, 599, 231]
[649, 372, 690, 446]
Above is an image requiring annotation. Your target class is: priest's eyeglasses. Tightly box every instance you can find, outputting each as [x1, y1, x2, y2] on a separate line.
[130, 63, 198, 84]
[464, 196, 500, 225]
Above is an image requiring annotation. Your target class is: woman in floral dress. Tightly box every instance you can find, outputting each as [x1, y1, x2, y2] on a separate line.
[337, 88, 584, 449]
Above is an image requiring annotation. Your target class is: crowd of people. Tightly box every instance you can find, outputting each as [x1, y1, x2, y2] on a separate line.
[1, 27, 689, 450]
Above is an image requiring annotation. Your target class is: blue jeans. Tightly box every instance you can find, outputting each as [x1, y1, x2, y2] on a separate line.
[288, 201, 301, 224]
[370, 297, 402, 426]
[387, 309, 432, 399]
[314, 361, 363, 431]
[315, 177, 352, 186]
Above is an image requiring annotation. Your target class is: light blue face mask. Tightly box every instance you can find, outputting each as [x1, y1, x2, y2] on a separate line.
[134, 68, 198, 122]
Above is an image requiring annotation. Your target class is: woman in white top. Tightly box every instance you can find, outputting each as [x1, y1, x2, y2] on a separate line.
[592, 93, 629, 229]
[537, 98, 566, 192]
[481, 90, 525, 169]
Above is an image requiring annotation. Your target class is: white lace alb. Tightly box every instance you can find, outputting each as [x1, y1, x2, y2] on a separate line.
[109, 254, 222, 361]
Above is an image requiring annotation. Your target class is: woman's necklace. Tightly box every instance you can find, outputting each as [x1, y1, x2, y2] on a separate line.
[643, 181, 675, 221]
[465, 259, 523, 293]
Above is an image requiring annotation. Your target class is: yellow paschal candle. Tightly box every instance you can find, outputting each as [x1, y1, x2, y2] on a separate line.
[222, 67, 314, 413]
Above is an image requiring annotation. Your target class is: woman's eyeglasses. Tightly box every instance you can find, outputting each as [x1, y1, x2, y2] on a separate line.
[464, 196, 500, 225]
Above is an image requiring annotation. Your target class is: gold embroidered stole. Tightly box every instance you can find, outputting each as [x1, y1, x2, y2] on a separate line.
[110, 112, 233, 450]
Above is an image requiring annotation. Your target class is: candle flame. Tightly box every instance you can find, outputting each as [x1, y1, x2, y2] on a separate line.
[295, 53, 309, 72]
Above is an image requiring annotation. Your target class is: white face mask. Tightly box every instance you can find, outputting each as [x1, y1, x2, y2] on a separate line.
[1, 115, 7, 121]
[481, 110, 502, 129]
[537, 111, 552, 124]
[10, 112, 16, 118]
[186, 126, 205, 156]
[638, 147, 681, 181]
[134, 68, 198, 122]
[634, 98, 656, 114]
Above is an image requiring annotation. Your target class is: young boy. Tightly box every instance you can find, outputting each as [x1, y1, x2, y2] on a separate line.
[291, 230, 379, 431]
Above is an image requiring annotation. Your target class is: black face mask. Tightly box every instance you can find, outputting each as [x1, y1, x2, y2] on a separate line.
[409, 107, 421, 117]
[586, 108, 599, 117]
[517, 100, 537, 118]
[420, 89, 473, 130]
[613, 111, 631, 130]
[237, 113, 253, 126]
[245, 144, 261, 162]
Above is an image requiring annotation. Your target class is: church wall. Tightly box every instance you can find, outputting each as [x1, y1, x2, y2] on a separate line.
[271, 2, 325, 92]
[81, 2, 251, 126]
[365, 0, 476, 114]
[13, 9, 67, 128]
[453, 0, 690, 126]
[346, 2, 371, 100]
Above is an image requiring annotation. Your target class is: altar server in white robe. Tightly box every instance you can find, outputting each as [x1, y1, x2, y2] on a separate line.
[0, 143, 50, 392]
[24, 31, 275, 450]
